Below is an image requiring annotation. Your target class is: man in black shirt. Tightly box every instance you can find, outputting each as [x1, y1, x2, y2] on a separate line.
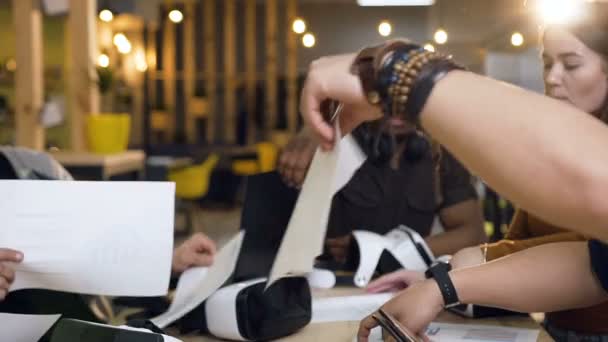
[278, 119, 485, 264]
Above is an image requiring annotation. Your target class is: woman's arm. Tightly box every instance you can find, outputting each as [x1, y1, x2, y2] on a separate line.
[301, 54, 608, 240]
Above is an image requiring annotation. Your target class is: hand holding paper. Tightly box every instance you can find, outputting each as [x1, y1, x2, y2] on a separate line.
[0, 247, 23, 300]
[268, 118, 367, 287]
[152, 231, 245, 328]
[1, 180, 175, 297]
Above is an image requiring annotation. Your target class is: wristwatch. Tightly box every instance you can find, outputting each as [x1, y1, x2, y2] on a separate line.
[425, 261, 461, 309]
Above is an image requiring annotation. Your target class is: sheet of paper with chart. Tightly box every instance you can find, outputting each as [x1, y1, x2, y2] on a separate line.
[0, 180, 175, 297]
[267, 120, 367, 287]
[424, 323, 539, 342]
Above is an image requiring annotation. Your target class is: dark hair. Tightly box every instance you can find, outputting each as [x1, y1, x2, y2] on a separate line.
[544, 2, 608, 121]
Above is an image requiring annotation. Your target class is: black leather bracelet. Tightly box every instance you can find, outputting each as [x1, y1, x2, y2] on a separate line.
[405, 59, 465, 125]
[425, 262, 460, 308]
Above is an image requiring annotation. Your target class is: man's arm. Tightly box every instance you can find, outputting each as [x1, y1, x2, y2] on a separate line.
[426, 199, 486, 256]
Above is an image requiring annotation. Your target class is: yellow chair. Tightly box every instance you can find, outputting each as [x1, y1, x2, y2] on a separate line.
[256, 142, 278, 173]
[169, 154, 220, 199]
[169, 154, 219, 235]
[231, 142, 279, 176]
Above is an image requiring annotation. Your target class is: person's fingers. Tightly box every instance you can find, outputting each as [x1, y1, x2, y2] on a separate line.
[0, 264, 15, 284]
[190, 253, 214, 267]
[191, 233, 216, 255]
[0, 277, 9, 300]
[0, 249, 23, 263]
[300, 75, 335, 149]
[366, 271, 412, 293]
[366, 283, 403, 294]
[357, 314, 379, 342]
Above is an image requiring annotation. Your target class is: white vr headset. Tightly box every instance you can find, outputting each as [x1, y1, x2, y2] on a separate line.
[202, 277, 312, 341]
[308, 225, 435, 289]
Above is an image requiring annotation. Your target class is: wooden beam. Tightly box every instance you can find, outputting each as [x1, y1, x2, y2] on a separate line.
[68, 0, 100, 152]
[245, 0, 257, 144]
[203, 0, 217, 143]
[265, 0, 278, 136]
[162, 5, 177, 143]
[183, 2, 197, 144]
[12, 0, 44, 150]
[286, 0, 298, 134]
[224, 0, 237, 144]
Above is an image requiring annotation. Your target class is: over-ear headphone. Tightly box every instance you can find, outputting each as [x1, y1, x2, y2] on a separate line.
[353, 122, 430, 165]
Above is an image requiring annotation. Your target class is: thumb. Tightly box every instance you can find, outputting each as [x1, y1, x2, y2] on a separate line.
[366, 270, 422, 293]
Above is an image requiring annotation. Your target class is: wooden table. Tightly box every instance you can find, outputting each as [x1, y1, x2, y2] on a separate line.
[170, 288, 552, 342]
[50, 150, 146, 180]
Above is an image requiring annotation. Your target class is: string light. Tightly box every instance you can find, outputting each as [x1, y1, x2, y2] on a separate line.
[99, 9, 113, 22]
[168, 9, 184, 24]
[97, 54, 110, 68]
[292, 18, 306, 34]
[378, 21, 392, 37]
[302, 33, 316, 48]
[511, 32, 524, 47]
[434, 29, 448, 45]
[423, 43, 435, 52]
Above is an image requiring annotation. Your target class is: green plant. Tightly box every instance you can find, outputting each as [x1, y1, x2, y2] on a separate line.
[96, 66, 114, 94]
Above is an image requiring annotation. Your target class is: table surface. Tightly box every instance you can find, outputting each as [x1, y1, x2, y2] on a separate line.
[50, 150, 146, 167]
[168, 287, 552, 342]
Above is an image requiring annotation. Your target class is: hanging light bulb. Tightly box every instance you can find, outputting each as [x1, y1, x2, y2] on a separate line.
[302, 33, 316, 48]
[511, 32, 524, 47]
[168, 9, 184, 23]
[99, 9, 114, 22]
[434, 29, 448, 45]
[97, 54, 110, 68]
[292, 18, 306, 34]
[378, 20, 392, 37]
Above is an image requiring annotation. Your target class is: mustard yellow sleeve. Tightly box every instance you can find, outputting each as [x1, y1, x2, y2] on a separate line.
[485, 231, 586, 261]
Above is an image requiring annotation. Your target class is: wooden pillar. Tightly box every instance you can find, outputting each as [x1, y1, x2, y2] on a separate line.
[245, 0, 257, 144]
[162, 4, 176, 142]
[286, 0, 298, 134]
[13, 0, 44, 150]
[224, 0, 236, 144]
[183, 2, 197, 144]
[68, 0, 100, 152]
[265, 0, 278, 136]
[203, 0, 217, 143]
[131, 30, 146, 147]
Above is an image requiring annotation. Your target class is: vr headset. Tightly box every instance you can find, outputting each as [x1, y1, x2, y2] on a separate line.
[201, 277, 311, 341]
[310, 225, 435, 289]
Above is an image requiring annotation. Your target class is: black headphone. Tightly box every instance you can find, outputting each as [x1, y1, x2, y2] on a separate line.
[353, 122, 430, 165]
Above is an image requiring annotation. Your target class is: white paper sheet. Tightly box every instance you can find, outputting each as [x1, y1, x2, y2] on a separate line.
[424, 323, 539, 342]
[312, 293, 395, 323]
[268, 121, 367, 287]
[1, 180, 175, 297]
[151, 231, 245, 328]
[2, 313, 61, 342]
